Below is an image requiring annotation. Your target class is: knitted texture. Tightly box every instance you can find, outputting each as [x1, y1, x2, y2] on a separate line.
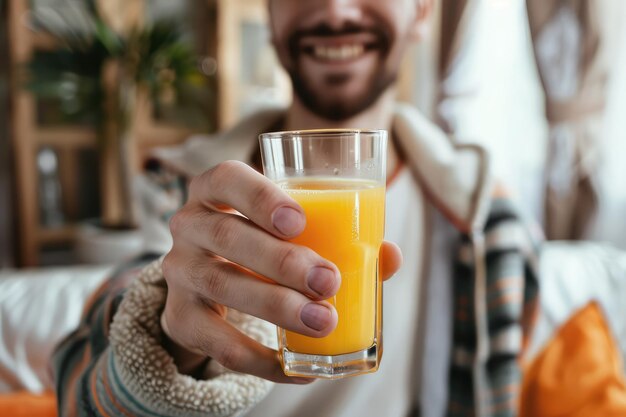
[108, 258, 275, 417]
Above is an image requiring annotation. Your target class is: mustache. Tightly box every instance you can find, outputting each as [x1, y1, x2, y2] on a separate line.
[293, 21, 384, 38]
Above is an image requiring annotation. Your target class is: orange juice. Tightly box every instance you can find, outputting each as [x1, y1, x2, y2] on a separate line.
[278, 177, 385, 355]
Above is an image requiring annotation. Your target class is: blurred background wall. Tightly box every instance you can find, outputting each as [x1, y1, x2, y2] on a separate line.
[3, 0, 290, 267]
[410, 0, 626, 246]
[2, 0, 625, 268]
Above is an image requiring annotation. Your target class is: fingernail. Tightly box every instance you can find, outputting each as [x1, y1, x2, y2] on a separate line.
[272, 206, 305, 237]
[307, 266, 338, 297]
[301, 303, 332, 331]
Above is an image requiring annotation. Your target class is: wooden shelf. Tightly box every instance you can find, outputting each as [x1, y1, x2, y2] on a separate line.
[31, 32, 59, 51]
[38, 224, 78, 245]
[36, 126, 97, 148]
[36, 125, 192, 149]
[136, 124, 191, 147]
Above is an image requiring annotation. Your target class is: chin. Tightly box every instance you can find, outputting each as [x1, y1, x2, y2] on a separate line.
[300, 95, 378, 122]
[292, 72, 396, 121]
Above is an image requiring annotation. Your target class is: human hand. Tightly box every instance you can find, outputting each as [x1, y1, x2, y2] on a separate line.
[161, 160, 402, 383]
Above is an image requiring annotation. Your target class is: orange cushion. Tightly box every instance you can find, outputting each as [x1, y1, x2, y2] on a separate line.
[0, 392, 56, 417]
[521, 302, 626, 416]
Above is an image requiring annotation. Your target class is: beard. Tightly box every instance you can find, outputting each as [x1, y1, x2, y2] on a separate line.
[288, 66, 398, 122]
[283, 18, 399, 122]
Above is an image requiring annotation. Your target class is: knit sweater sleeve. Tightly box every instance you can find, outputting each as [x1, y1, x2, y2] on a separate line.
[52, 257, 275, 417]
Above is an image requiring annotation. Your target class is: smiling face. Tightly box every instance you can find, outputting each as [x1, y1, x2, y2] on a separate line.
[269, 0, 428, 121]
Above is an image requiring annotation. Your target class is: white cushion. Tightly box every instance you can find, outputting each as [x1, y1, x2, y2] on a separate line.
[0, 265, 112, 393]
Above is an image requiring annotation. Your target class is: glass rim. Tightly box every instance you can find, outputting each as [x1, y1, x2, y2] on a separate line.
[259, 128, 387, 140]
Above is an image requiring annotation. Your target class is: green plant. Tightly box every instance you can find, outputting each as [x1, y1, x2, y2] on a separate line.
[25, 1, 208, 227]
[27, 2, 205, 123]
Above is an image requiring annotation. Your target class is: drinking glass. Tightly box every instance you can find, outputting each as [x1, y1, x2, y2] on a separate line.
[259, 129, 387, 379]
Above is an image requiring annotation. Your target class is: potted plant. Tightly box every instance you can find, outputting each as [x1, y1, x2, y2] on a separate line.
[26, 0, 205, 263]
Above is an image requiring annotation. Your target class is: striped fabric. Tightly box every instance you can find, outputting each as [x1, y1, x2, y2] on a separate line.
[448, 197, 541, 417]
[52, 254, 160, 417]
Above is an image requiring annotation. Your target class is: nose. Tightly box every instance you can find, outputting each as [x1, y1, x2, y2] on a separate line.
[323, 0, 363, 29]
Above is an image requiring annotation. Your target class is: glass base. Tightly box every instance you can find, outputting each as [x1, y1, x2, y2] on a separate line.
[280, 342, 380, 379]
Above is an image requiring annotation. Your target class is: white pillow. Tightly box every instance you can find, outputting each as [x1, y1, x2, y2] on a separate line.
[0, 265, 112, 393]
[530, 242, 626, 365]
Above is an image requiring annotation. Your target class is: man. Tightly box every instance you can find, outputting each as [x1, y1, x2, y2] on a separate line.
[52, 1, 538, 416]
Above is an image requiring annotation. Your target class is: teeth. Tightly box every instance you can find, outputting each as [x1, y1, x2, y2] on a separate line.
[313, 44, 365, 61]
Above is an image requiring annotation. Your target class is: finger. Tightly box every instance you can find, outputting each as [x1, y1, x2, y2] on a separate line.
[380, 241, 403, 282]
[166, 300, 314, 384]
[163, 252, 338, 337]
[170, 205, 340, 299]
[189, 161, 306, 239]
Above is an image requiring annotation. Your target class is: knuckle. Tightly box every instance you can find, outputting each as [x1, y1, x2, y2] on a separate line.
[161, 252, 174, 281]
[189, 322, 215, 354]
[265, 287, 293, 316]
[168, 211, 182, 236]
[209, 214, 238, 251]
[168, 209, 189, 237]
[161, 253, 176, 282]
[207, 161, 243, 190]
[188, 174, 206, 199]
[220, 160, 245, 171]
[202, 262, 230, 301]
[216, 344, 242, 370]
[277, 245, 300, 278]
[250, 182, 276, 213]
[183, 257, 206, 287]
